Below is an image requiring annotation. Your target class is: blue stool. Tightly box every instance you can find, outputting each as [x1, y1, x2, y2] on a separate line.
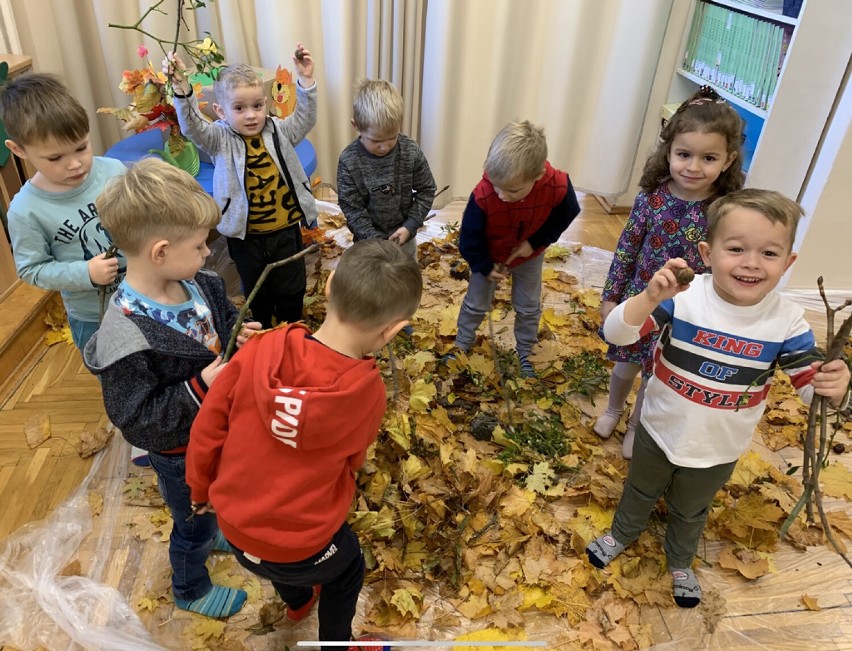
[104, 129, 317, 195]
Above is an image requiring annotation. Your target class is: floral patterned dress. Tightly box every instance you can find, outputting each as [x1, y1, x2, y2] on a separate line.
[600, 182, 708, 377]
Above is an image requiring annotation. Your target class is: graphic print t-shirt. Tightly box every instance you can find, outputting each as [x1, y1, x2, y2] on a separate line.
[243, 135, 303, 234]
[6, 157, 128, 322]
[115, 280, 222, 354]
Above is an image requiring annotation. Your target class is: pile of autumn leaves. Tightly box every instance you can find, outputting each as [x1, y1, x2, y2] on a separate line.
[126, 224, 852, 649]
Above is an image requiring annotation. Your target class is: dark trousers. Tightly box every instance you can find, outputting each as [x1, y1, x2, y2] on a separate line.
[611, 423, 738, 568]
[226, 225, 306, 328]
[232, 523, 365, 645]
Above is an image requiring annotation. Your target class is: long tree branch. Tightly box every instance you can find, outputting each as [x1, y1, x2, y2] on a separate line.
[222, 243, 322, 362]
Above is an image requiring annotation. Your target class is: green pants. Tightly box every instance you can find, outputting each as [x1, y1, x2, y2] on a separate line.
[611, 423, 737, 568]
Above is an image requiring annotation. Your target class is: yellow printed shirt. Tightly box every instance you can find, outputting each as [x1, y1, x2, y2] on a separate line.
[243, 135, 304, 234]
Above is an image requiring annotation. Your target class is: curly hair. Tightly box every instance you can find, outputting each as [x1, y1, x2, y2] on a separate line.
[639, 87, 745, 199]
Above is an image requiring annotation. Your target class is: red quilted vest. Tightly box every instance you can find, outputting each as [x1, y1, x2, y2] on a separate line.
[473, 162, 569, 267]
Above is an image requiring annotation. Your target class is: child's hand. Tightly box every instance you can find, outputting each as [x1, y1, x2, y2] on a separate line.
[600, 300, 617, 324]
[88, 252, 119, 286]
[191, 501, 215, 516]
[163, 52, 190, 94]
[388, 227, 411, 246]
[810, 359, 851, 407]
[505, 240, 533, 266]
[293, 43, 315, 87]
[236, 321, 262, 348]
[488, 263, 508, 283]
[645, 258, 691, 303]
[201, 355, 227, 386]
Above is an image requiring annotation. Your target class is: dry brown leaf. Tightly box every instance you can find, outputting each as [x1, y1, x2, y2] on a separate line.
[717, 546, 771, 579]
[24, 413, 51, 448]
[59, 559, 82, 576]
[801, 593, 821, 611]
[79, 424, 113, 458]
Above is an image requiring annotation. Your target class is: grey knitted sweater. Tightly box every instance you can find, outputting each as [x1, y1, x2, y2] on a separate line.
[336, 134, 436, 240]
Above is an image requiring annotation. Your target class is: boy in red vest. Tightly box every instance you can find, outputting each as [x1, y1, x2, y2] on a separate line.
[185, 239, 421, 649]
[452, 120, 580, 376]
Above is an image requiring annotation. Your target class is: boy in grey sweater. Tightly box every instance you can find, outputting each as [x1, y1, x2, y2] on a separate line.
[337, 79, 436, 258]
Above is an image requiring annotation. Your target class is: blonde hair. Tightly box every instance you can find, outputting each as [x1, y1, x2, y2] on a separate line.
[706, 188, 802, 250]
[97, 158, 221, 255]
[352, 79, 404, 133]
[213, 63, 263, 105]
[484, 120, 548, 184]
[0, 73, 89, 146]
[329, 239, 422, 329]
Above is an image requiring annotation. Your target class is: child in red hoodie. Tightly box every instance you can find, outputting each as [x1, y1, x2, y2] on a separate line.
[186, 239, 422, 648]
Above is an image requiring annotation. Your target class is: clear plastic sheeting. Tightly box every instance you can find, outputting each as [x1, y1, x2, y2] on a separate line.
[0, 436, 168, 651]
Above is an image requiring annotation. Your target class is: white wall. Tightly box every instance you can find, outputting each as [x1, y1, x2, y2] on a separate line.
[788, 64, 852, 291]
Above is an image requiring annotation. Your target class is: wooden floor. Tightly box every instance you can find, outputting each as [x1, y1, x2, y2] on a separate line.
[0, 193, 848, 650]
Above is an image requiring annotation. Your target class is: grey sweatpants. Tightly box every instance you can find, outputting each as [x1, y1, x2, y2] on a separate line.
[455, 253, 544, 357]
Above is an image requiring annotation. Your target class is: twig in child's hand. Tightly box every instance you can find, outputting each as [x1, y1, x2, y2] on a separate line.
[780, 277, 852, 569]
[223, 243, 322, 362]
[486, 279, 514, 429]
[98, 244, 119, 324]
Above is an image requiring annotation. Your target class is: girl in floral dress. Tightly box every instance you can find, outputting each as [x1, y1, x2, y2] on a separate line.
[595, 87, 745, 459]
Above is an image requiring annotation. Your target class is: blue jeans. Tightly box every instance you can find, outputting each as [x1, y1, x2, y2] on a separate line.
[233, 523, 365, 645]
[455, 253, 544, 357]
[148, 452, 217, 600]
[68, 316, 99, 352]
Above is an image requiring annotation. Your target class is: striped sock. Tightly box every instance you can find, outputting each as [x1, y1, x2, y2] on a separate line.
[175, 585, 247, 618]
[211, 530, 235, 554]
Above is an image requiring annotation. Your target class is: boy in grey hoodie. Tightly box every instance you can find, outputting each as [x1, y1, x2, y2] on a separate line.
[170, 45, 318, 328]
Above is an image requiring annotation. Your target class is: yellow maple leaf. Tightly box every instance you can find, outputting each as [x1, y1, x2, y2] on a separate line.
[402, 350, 436, 376]
[402, 455, 429, 483]
[576, 502, 615, 533]
[542, 308, 571, 329]
[184, 619, 225, 649]
[408, 378, 437, 412]
[390, 587, 423, 619]
[729, 450, 773, 487]
[44, 325, 74, 346]
[820, 462, 852, 500]
[385, 412, 411, 450]
[519, 585, 554, 610]
[499, 486, 536, 517]
[524, 461, 555, 494]
[455, 592, 492, 619]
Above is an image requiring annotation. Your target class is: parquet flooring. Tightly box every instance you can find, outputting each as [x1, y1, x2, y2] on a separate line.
[1, 194, 850, 650]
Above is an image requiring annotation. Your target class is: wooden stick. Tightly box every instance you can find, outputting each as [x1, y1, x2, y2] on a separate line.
[222, 243, 320, 362]
[98, 244, 119, 324]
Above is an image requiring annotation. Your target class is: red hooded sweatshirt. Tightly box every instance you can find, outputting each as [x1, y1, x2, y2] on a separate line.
[186, 324, 387, 563]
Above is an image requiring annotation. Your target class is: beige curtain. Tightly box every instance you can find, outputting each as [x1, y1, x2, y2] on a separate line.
[4, 0, 672, 203]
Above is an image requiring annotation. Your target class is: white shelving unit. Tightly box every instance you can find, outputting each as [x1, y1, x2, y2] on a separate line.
[665, 0, 852, 200]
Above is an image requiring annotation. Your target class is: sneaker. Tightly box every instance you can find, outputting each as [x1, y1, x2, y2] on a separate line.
[348, 634, 391, 651]
[439, 347, 468, 365]
[130, 445, 150, 467]
[518, 355, 536, 378]
[286, 585, 321, 622]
